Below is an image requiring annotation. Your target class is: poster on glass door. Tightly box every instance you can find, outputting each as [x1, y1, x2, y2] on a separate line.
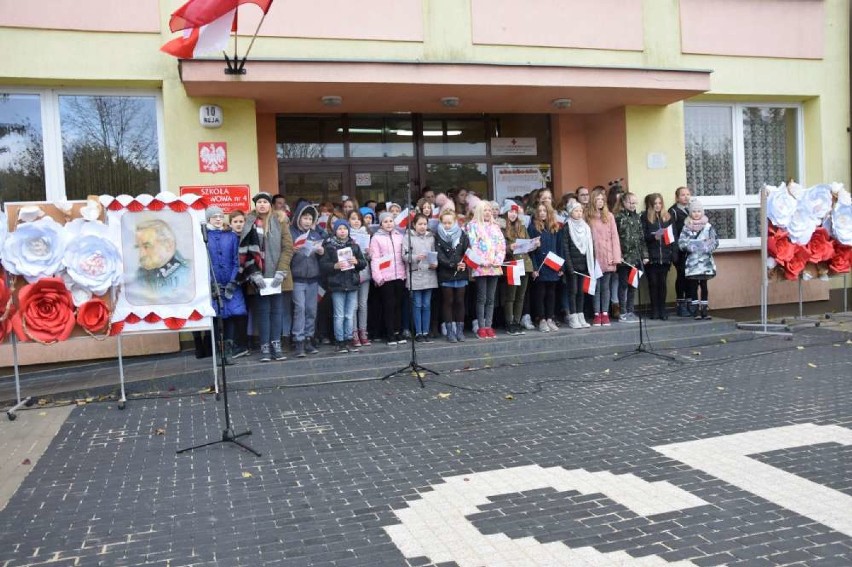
[493, 164, 551, 203]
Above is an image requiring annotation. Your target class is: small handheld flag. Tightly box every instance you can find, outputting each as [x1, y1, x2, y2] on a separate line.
[628, 265, 643, 288]
[378, 255, 392, 271]
[662, 225, 675, 246]
[579, 272, 597, 295]
[394, 208, 410, 229]
[505, 260, 524, 286]
[542, 251, 565, 272]
[462, 249, 481, 271]
[293, 232, 308, 248]
[317, 286, 326, 302]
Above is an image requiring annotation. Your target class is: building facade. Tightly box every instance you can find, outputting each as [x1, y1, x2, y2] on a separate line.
[1, 0, 849, 311]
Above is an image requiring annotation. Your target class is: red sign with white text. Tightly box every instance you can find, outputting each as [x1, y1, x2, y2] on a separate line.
[180, 185, 251, 213]
[198, 142, 228, 173]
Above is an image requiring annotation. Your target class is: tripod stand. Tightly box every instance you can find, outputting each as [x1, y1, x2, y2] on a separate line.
[381, 182, 438, 388]
[178, 223, 261, 457]
[615, 268, 677, 363]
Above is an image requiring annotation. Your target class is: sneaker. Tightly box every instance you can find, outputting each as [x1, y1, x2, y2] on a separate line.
[520, 314, 536, 330]
[401, 329, 412, 340]
[271, 340, 287, 361]
[230, 344, 249, 359]
[601, 313, 611, 326]
[305, 339, 319, 355]
[486, 327, 497, 338]
[568, 314, 583, 329]
[579, 314, 591, 328]
[395, 333, 407, 345]
[359, 330, 371, 346]
[538, 320, 550, 333]
[294, 341, 306, 358]
[387, 339, 398, 346]
[477, 328, 489, 339]
[547, 319, 559, 332]
[349, 339, 361, 352]
[258, 343, 272, 362]
[506, 324, 521, 336]
[592, 314, 603, 326]
[423, 334, 434, 343]
[440, 322, 447, 336]
[472, 320, 480, 334]
[336, 342, 349, 354]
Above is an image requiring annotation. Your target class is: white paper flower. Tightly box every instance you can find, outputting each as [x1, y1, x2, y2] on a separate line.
[838, 187, 852, 207]
[766, 185, 798, 228]
[831, 201, 852, 245]
[1, 217, 69, 282]
[0, 211, 7, 258]
[799, 184, 834, 221]
[786, 208, 820, 245]
[62, 234, 123, 297]
[787, 181, 806, 199]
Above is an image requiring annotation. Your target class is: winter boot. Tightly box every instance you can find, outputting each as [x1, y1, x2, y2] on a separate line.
[455, 322, 466, 342]
[446, 322, 457, 343]
[701, 301, 711, 320]
[675, 299, 689, 317]
[271, 340, 287, 361]
[258, 343, 272, 362]
[228, 339, 249, 359]
[520, 314, 535, 330]
[692, 301, 702, 320]
[610, 303, 621, 321]
[294, 340, 306, 358]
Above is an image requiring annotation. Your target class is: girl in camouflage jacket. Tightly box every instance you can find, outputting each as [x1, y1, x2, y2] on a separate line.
[614, 192, 648, 322]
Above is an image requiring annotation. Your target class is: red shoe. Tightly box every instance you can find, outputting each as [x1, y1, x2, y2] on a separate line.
[601, 313, 611, 326]
[477, 328, 489, 339]
[351, 334, 362, 348]
[358, 330, 371, 346]
[592, 314, 603, 326]
[486, 327, 497, 338]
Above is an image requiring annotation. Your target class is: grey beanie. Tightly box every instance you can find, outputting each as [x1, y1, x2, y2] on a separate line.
[206, 206, 224, 220]
[688, 197, 704, 213]
[378, 211, 393, 224]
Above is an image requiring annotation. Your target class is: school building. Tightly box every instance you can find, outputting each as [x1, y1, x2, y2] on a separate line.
[1, 0, 850, 364]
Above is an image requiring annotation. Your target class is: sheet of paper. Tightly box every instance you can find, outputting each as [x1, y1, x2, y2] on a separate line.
[259, 278, 282, 296]
[337, 247, 354, 270]
[426, 251, 438, 265]
[513, 238, 537, 254]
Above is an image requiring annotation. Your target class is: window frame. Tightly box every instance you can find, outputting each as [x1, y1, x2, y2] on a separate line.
[685, 101, 804, 249]
[1, 86, 167, 202]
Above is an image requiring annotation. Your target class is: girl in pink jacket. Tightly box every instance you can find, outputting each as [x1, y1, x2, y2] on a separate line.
[465, 200, 507, 338]
[586, 188, 622, 326]
[369, 212, 407, 345]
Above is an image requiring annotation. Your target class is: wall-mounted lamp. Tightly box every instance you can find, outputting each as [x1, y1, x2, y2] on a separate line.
[321, 95, 343, 107]
[440, 96, 460, 108]
[551, 98, 572, 109]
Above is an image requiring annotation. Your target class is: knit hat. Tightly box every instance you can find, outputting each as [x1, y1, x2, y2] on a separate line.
[688, 197, 704, 213]
[332, 218, 350, 233]
[253, 192, 273, 204]
[359, 206, 374, 219]
[378, 211, 393, 224]
[567, 199, 583, 214]
[205, 206, 224, 220]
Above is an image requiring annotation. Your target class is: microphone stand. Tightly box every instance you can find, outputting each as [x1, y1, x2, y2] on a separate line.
[615, 263, 677, 363]
[178, 222, 261, 457]
[381, 182, 438, 387]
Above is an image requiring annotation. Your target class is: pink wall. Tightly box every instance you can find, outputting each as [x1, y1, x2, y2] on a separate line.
[471, 0, 643, 51]
[256, 113, 279, 195]
[0, 0, 159, 33]
[680, 0, 824, 59]
[583, 109, 628, 189]
[242, 0, 423, 42]
[551, 114, 590, 196]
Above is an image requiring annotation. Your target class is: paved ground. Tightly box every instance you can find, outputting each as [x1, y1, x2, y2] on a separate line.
[0, 326, 850, 566]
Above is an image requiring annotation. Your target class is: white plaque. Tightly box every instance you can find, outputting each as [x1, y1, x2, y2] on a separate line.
[199, 105, 223, 128]
[491, 137, 537, 156]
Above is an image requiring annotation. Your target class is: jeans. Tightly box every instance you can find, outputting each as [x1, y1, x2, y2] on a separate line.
[616, 264, 636, 314]
[332, 290, 358, 342]
[609, 272, 620, 307]
[356, 280, 370, 331]
[592, 272, 615, 314]
[252, 292, 284, 345]
[281, 290, 292, 337]
[503, 275, 529, 324]
[412, 289, 433, 335]
[475, 276, 498, 328]
[292, 280, 318, 342]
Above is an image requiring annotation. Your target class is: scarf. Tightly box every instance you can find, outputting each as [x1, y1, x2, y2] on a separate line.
[437, 221, 462, 248]
[684, 214, 709, 233]
[568, 217, 596, 276]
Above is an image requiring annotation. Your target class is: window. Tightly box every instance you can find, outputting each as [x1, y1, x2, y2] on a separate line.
[0, 88, 164, 202]
[685, 103, 802, 248]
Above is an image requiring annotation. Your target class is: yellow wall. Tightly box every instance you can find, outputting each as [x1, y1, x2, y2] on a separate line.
[625, 104, 687, 199]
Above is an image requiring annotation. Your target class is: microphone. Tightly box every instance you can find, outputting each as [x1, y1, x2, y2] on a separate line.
[200, 222, 209, 243]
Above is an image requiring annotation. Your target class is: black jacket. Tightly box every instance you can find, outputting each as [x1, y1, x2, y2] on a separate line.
[642, 213, 675, 265]
[319, 237, 367, 292]
[435, 230, 471, 283]
[668, 204, 689, 263]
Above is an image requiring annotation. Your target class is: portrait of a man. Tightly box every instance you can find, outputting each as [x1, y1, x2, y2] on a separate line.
[122, 212, 195, 306]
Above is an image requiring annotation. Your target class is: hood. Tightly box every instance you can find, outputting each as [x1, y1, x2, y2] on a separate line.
[291, 201, 318, 229]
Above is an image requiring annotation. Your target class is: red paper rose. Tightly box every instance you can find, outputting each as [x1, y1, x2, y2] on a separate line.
[0, 275, 14, 343]
[784, 246, 811, 280]
[806, 228, 835, 264]
[829, 242, 852, 275]
[768, 230, 796, 265]
[11, 277, 76, 343]
[76, 297, 111, 334]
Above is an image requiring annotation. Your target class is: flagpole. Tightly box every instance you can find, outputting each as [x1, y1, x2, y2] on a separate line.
[237, 11, 269, 72]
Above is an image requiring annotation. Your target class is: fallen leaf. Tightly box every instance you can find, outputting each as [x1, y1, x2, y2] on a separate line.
[796, 346, 805, 350]
[504, 394, 514, 401]
[38, 412, 47, 416]
[85, 397, 94, 403]
[437, 392, 452, 400]
[833, 344, 840, 347]
[846, 339, 852, 344]
[692, 351, 701, 356]
[463, 477, 470, 482]
[716, 386, 726, 391]
[807, 362, 817, 368]
[154, 428, 166, 436]
[198, 386, 214, 394]
[720, 338, 727, 344]
[455, 449, 462, 454]
[75, 400, 87, 407]
[168, 385, 176, 392]
[21, 458, 31, 466]
[603, 369, 610, 374]
[241, 471, 253, 478]
[247, 391, 258, 396]
[37, 399, 48, 406]
[796, 376, 803, 380]
[416, 372, 426, 379]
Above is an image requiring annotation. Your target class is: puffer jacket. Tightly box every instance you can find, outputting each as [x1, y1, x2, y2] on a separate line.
[289, 201, 324, 283]
[207, 228, 247, 318]
[642, 213, 675, 265]
[615, 209, 648, 264]
[679, 219, 719, 280]
[369, 229, 406, 285]
[319, 236, 367, 292]
[402, 230, 438, 291]
[528, 222, 564, 282]
[589, 215, 622, 273]
[465, 220, 506, 277]
[435, 230, 470, 284]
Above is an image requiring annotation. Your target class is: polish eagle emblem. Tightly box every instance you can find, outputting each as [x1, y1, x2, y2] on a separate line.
[199, 142, 227, 173]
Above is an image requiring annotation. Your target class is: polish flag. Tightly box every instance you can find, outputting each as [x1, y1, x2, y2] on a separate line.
[293, 232, 308, 249]
[317, 285, 326, 302]
[662, 225, 676, 246]
[161, 9, 235, 58]
[316, 214, 329, 231]
[394, 208, 410, 229]
[628, 266, 643, 288]
[462, 249, 481, 271]
[169, 0, 273, 32]
[378, 255, 393, 271]
[580, 273, 597, 295]
[542, 251, 565, 272]
[506, 260, 523, 286]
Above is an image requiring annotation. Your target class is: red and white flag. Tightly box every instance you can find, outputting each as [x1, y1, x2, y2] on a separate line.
[161, 8, 235, 58]
[293, 232, 308, 249]
[394, 208, 410, 229]
[542, 251, 565, 272]
[377, 255, 392, 271]
[662, 224, 676, 246]
[317, 285, 326, 302]
[628, 265, 643, 288]
[580, 273, 597, 296]
[169, 0, 273, 32]
[462, 249, 481, 271]
[505, 260, 524, 286]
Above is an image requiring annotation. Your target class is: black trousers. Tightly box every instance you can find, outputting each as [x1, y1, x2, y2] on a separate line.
[378, 279, 405, 338]
[674, 257, 688, 301]
[686, 278, 709, 302]
[441, 285, 466, 322]
[646, 263, 670, 316]
[532, 280, 558, 321]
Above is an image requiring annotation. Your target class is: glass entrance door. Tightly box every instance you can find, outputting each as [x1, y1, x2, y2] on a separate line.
[280, 164, 417, 207]
[351, 164, 416, 207]
[280, 167, 346, 205]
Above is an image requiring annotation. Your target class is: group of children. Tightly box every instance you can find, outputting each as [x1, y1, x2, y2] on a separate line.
[201, 185, 718, 363]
